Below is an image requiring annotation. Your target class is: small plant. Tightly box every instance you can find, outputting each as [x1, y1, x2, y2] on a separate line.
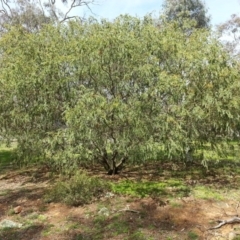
[128, 231, 146, 240]
[7, 206, 15, 215]
[188, 231, 199, 240]
[27, 212, 39, 220]
[233, 236, 240, 240]
[37, 214, 47, 221]
[41, 224, 54, 237]
[44, 170, 110, 206]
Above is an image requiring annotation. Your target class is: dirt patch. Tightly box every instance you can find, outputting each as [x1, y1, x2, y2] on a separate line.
[0, 169, 240, 240]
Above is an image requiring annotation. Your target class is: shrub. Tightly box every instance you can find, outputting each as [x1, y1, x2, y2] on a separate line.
[44, 171, 110, 206]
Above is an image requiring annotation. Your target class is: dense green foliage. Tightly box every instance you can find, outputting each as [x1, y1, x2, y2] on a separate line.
[0, 15, 239, 174]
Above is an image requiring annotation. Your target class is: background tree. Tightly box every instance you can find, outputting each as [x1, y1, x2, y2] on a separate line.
[0, 0, 95, 32]
[0, 0, 52, 32]
[217, 14, 240, 60]
[162, 0, 210, 29]
[0, 24, 76, 166]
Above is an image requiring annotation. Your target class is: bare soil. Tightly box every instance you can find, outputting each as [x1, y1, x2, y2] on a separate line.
[0, 166, 240, 240]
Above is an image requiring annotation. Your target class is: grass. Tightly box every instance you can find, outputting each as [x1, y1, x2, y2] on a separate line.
[0, 145, 16, 174]
[192, 185, 224, 200]
[6, 206, 15, 216]
[111, 179, 190, 198]
[127, 231, 150, 240]
[187, 231, 199, 240]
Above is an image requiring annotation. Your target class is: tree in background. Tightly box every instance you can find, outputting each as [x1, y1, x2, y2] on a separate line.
[0, 24, 75, 166]
[0, 0, 52, 32]
[217, 14, 240, 60]
[162, 0, 210, 29]
[0, 0, 95, 32]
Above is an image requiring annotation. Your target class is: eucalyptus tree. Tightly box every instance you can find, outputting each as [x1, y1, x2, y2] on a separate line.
[0, 0, 95, 32]
[162, 0, 210, 29]
[217, 14, 240, 61]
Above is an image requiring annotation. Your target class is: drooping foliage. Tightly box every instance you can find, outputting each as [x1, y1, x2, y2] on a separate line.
[0, 15, 239, 174]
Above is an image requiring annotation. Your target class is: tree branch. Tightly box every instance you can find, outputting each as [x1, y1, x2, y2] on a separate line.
[1, 0, 12, 16]
[208, 217, 240, 230]
[60, 0, 95, 23]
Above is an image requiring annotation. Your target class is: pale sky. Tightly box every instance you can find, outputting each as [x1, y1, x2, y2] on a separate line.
[71, 0, 240, 27]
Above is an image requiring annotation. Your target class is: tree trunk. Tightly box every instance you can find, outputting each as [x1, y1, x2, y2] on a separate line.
[107, 157, 126, 175]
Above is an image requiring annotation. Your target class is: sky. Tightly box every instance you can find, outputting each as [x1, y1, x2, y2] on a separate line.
[71, 0, 240, 27]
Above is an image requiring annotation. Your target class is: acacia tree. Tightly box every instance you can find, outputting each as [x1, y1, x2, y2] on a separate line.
[162, 0, 210, 29]
[0, 16, 239, 174]
[63, 17, 239, 173]
[0, 24, 77, 164]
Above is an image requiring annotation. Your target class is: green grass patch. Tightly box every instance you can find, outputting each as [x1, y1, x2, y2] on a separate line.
[106, 218, 129, 235]
[111, 179, 190, 198]
[127, 230, 150, 240]
[0, 146, 16, 173]
[192, 185, 224, 200]
[187, 231, 199, 240]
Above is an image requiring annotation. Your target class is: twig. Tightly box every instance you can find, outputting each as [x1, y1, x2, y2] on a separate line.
[1, 0, 12, 15]
[60, 0, 94, 23]
[118, 209, 139, 214]
[236, 202, 240, 215]
[208, 217, 240, 230]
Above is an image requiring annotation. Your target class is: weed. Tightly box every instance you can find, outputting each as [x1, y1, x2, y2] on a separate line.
[41, 224, 54, 237]
[187, 231, 199, 240]
[0, 189, 11, 196]
[93, 214, 107, 227]
[106, 219, 129, 235]
[27, 212, 40, 220]
[127, 230, 146, 240]
[66, 222, 80, 230]
[37, 214, 47, 221]
[169, 201, 183, 208]
[38, 204, 48, 212]
[7, 206, 15, 216]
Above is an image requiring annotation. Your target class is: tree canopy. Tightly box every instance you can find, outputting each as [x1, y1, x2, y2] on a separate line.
[0, 15, 239, 174]
[162, 0, 210, 29]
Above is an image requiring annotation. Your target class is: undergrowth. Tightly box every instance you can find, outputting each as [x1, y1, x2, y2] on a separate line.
[44, 170, 111, 206]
